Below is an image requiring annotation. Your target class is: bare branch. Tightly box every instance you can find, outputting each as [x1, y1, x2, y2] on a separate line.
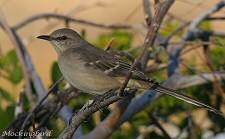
[119, 0, 175, 95]
[15, 90, 25, 116]
[198, 29, 225, 38]
[115, 72, 225, 129]
[0, 9, 34, 104]
[104, 38, 115, 51]
[175, 72, 225, 89]
[189, 0, 225, 31]
[0, 9, 48, 105]
[143, 0, 153, 24]
[58, 105, 73, 126]
[81, 91, 136, 139]
[161, 21, 191, 47]
[161, 16, 225, 48]
[167, 0, 225, 76]
[146, 111, 172, 139]
[13, 13, 132, 31]
[19, 77, 64, 139]
[140, 0, 174, 70]
[199, 33, 225, 99]
[59, 90, 124, 139]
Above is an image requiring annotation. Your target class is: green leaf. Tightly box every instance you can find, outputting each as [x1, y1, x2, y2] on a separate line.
[51, 62, 62, 83]
[210, 46, 225, 70]
[160, 22, 181, 37]
[200, 21, 212, 30]
[0, 106, 15, 132]
[0, 88, 13, 102]
[0, 49, 23, 84]
[0, 50, 18, 69]
[93, 30, 133, 51]
[7, 64, 23, 84]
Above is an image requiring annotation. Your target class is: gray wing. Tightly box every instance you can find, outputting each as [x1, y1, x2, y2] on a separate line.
[78, 47, 224, 117]
[84, 50, 149, 81]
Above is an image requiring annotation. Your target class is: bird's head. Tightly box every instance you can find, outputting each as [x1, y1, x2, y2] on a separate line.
[37, 28, 83, 55]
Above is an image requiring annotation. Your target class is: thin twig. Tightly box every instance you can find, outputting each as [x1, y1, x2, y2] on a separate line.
[81, 90, 136, 139]
[118, 0, 175, 95]
[143, 0, 153, 25]
[139, 0, 174, 71]
[146, 111, 172, 139]
[13, 13, 132, 31]
[1, 9, 48, 103]
[60, 90, 125, 139]
[201, 37, 225, 99]
[189, 1, 225, 31]
[0, 9, 35, 105]
[167, 0, 225, 76]
[19, 77, 64, 139]
[161, 21, 191, 47]
[15, 90, 25, 116]
[104, 38, 115, 51]
[11, 29, 47, 99]
[115, 71, 225, 129]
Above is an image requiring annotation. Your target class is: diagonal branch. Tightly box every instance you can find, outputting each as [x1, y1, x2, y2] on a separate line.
[59, 90, 124, 139]
[0, 9, 47, 104]
[167, 0, 225, 76]
[119, 0, 175, 95]
[139, 0, 174, 70]
[81, 91, 136, 139]
[114, 72, 225, 129]
[0, 9, 34, 103]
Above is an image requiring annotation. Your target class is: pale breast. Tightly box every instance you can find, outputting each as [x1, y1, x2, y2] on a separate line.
[58, 53, 121, 95]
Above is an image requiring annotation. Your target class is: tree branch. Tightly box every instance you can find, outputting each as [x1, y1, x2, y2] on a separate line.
[13, 13, 132, 31]
[81, 91, 136, 139]
[114, 72, 225, 129]
[60, 90, 123, 139]
[119, 0, 175, 95]
[0, 9, 47, 104]
[167, 0, 225, 76]
[140, 0, 174, 70]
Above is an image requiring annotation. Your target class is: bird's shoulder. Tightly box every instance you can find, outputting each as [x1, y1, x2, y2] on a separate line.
[61, 44, 149, 81]
[82, 47, 149, 81]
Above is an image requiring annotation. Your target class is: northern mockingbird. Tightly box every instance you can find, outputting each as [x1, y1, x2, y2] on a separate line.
[37, 28, 223, 116]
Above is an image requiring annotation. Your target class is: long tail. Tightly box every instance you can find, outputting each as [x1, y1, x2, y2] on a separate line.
[150, 82, 224, 117]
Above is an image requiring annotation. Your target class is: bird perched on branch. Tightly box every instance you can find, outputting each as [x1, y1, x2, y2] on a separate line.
[37, 28, 224, 117]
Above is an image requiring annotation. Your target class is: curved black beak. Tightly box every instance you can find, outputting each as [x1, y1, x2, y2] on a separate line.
[37, 35, 52, 41]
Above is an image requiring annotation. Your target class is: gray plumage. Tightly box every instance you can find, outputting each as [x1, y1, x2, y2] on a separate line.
[37, 28, 224, 117]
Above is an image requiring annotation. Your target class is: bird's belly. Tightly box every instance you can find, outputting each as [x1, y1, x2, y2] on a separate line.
[58, 61, 121, 95]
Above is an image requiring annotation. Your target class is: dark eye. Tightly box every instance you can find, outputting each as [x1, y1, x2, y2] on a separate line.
[61, 35, 68, 40]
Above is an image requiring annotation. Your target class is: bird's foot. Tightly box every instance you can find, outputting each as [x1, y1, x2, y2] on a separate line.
[85, 91, 112, 109]
[116, 88, 130, 98]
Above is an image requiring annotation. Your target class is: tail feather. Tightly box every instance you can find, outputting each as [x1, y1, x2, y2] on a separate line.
[153, 84, 224, 117]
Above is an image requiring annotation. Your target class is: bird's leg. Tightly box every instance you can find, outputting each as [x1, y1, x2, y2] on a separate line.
[116, 88, 130, 98]
[83, 96, 99, 109]
[85, 89, 114, 109]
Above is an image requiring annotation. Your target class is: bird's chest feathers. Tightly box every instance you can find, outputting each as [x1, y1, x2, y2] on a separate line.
[58, 55, 91, 84]
[58, 55, 120, 94]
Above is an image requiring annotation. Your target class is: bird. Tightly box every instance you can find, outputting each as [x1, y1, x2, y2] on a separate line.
[37, 28, 223, 116]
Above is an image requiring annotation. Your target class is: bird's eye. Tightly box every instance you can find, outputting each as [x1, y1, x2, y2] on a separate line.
[61, 35, 68, 40]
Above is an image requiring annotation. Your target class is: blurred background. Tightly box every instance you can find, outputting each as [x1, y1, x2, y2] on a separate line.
[0, 0, 225, 138]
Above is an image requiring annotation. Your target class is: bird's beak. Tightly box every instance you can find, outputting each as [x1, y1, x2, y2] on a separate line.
[37, 35, 52, 41]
